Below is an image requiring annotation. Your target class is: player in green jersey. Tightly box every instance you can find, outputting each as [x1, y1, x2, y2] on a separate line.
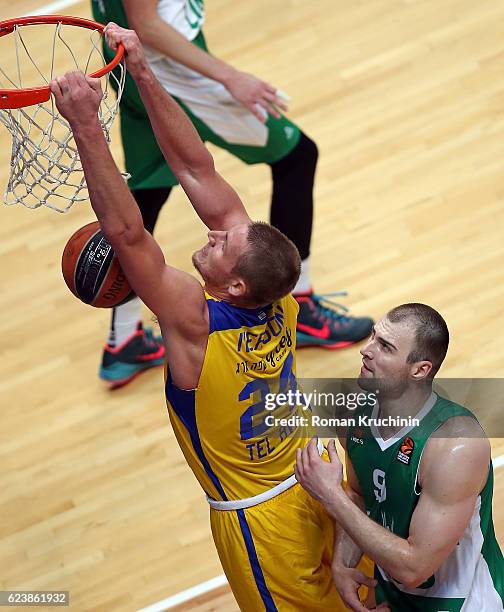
[296, 303, 504, 611]
[91, 0, 373, 387]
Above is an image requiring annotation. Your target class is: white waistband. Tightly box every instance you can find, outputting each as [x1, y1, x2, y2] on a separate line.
[207, 438, 324, 511]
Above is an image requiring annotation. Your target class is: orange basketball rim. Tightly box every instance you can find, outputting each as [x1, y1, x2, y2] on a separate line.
[0, 15, 124, 109]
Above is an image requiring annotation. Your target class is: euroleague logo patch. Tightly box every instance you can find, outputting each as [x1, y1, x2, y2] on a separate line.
[397, 436, 414, 465]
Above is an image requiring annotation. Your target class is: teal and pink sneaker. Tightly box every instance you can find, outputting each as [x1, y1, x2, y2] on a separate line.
[99, 322, 165, 388]
[294, 291, 373, 349]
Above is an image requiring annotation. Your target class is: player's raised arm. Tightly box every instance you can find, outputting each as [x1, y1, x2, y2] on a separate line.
[49, 72, 207, 348]
[104, 23, 250, 232]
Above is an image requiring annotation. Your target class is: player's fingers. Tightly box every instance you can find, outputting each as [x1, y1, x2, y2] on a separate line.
[374, 604, 390, 611]
[306, 436, 319, 464]
[120, 31, 140, 53]
[105, 33, 117, 50]
[272, 98, 289, 112]
[295, 448, 304, 479]
[75, 70, 88, 85]
[248, 102, 267, 123]
[67, 71, 86, 97]
[85, 76, 103, 95]
[264, 82, 276, 95]
[301, 445, 311, 473]
[257, 91, 284, 112]
[104, 23, 119, 49]
[104, 22, 119, 35]
[265, 103, 281, 119]
[65, 70, 81, 86]
[276, 89, 291, 102]
[262, 97, 286, 115]
[352, 570, 377, 588]
[64, 72, 76, 87]
[344, 592, 368, 612]
[262, 90, 278, 102]
[122, 35, 133, 52]
[327, 438, 339, 462]
[56, 75, 70, 95]
[49, 78, 63, 97]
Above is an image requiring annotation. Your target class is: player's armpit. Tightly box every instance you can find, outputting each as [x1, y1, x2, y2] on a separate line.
[398, 432, 490, 588]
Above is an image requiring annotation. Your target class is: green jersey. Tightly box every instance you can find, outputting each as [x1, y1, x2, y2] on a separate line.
[92, 0, 204, 42]
[348, 393, 504, 611]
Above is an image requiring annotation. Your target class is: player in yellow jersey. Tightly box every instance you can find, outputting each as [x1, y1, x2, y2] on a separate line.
[50, 24, 372, 611]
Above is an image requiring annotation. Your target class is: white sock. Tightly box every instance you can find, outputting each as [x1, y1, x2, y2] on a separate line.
[293, 258, 312, 294]
[107, 297, 142, 347]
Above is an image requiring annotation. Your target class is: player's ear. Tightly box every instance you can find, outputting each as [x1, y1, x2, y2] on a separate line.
[410, 360, 432, 381]
[228, 278, 247, 298]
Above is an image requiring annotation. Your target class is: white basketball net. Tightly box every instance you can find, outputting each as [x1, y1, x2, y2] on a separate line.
[0, 22, 125, 213]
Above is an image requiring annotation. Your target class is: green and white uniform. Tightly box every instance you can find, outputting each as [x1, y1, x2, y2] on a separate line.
[347, 393, 504, 611]
[91, 0, 300, 190]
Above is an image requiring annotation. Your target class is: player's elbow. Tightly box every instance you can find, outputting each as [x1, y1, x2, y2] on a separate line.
[101, 219, 145, 250]
[397, 573, 427, 589]
[177, 150, 216, 188]
[390, 564, 433, 589]
[188, 148, 216, 179]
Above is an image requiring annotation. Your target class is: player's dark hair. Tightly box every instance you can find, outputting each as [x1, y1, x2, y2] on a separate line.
[386, 303, 449, 378]
[232, 221, 301, 306]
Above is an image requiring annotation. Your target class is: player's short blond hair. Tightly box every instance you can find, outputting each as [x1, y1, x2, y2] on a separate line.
[232, 222, 301, 307]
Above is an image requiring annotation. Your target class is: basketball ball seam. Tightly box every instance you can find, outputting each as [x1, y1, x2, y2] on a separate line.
[89, 234, 116, 306]
[73, 228, 104, 304]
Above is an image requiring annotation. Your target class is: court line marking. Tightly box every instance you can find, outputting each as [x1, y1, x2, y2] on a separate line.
[24, 0, 83, 17]
[140, 453, 504, 611]
[137, 574, 228, 612]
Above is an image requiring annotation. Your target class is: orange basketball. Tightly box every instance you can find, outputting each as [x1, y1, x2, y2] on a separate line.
[61, 221, 134, 308]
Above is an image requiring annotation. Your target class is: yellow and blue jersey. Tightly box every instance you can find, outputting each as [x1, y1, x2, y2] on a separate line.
[165, 291, 312, 501]
[164, 291, 372, 610]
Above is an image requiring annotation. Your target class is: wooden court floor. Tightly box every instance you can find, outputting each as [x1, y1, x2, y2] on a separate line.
[1, 0, 503, 610]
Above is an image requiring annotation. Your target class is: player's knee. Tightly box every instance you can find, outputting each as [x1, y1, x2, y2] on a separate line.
[298, 132, 319, 167]
[287, 132, 318, 172]
[271, 131, 318, 175]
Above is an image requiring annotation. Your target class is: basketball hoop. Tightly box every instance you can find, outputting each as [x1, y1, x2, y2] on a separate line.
[0, 15, 126, 213]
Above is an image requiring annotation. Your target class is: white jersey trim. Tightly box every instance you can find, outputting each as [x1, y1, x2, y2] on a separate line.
[378, 495, 503, 609]
[370, 392, 437, 452]
[148, 57, 269, 147]
[144, 0, 205, 62]
[206, 438, 324, 510]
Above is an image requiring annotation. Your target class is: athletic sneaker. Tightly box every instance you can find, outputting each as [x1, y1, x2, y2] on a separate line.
[294, 291, 373, 349]
[100, 322, 165, 388]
